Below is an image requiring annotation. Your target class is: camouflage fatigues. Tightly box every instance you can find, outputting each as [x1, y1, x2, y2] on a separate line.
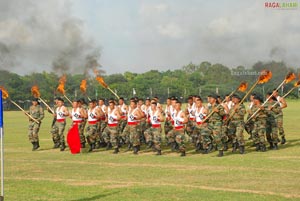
[265, 102, 280, 144]
[227, 104, 246, 146]
[144, 127, 162, 150]
[85, 123, 98, 144]
[102, 125, 119, 149]
[51, 121, 66, 144]
[207, 104, 226, 151]
[193, 122, 211, 150]
[251, 105, 267, 145]
[122, 124, 140, 146]
[28, 105, 44, 142]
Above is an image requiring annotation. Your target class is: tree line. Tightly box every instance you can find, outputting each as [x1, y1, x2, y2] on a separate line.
[0, 61, 299, 110]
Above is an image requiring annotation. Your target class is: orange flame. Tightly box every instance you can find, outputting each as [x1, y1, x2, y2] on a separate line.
[258, 70, 272, 84]
[294, 80, 300, 87]
[31, 85, 40, 98]
[96, 76, 108, 88]
[0, 86, 9, 99]
[238, 82, 248, 92]
[80, 79, 87, 93]
[57, 75, 66, 94]
[285, 72, 296, 83]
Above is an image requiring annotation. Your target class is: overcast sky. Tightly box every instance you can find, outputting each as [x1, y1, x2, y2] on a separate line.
[0, 0, 299, 75]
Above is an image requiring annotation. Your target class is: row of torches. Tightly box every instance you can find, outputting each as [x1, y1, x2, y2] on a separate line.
[0, 70, 300, 124]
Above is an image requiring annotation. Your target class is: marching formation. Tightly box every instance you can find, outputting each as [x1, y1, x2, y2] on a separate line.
[27, 90, 288, 157]
[1, 70, 299, 157]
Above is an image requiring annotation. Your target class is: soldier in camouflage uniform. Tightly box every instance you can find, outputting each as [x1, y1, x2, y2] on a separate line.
[165, 97, 178, 151]
[167, 100, 188, 156]
[272, 89, 287, 144]
[121, 98, 143, 154]
[85, 99, 101, 152]
[265, 93, 280, 150]
[207, 94, 226, 157]
[185, 96, 196, 140]
[249, 95, 267, 152]
[137, 98, 147, 144]
[227, 94, 246, 154]
[96, 98, 107, 149]
[51, 97, 69, 151]
[144, 101, 164, 155]
[192, 97, 209, 153]
[102, 100, 121, 154]
[245, 93, 256, 140]
[28, 98, 44, 151]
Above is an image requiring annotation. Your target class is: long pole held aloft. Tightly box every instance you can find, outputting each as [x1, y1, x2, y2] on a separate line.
[0, 90, 5, 201]
[10, 100, 39, 124]
[38, 98, 54, 114]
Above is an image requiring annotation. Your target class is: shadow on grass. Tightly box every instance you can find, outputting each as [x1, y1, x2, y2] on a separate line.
[70, 190, 120, 201]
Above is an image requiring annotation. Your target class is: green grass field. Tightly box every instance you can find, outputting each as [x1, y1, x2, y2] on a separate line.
[3, 101, 300, 201]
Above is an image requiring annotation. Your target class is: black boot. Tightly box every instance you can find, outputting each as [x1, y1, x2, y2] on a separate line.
[171, 142, 179, 152]
[269, 142, 274, 149]
[53, 142, 60, 149]
[31, 142, 36, 151]
[232, 142, 238, 153]
[255, 144, 260, 151]
[273, 143, 279, 150]
[35, 141, 40, 150]
[281, 136, 286, 144]
[202, 149, 208, 154]
[239, 146, 245, 154]
[60, 142, 66, 151]
[88, 143, 95, 152]
[260, 143, 267, 152]
[133, 146, 139, 155]
[196, 143, 202, 152]
[156, 150, 162, 155]
[180, 151, 186, 157]
[106, 142, 112, 150]
[217, 150, 224, 157]
[146, 141, 153, 149]
[113, 147, 119, 154]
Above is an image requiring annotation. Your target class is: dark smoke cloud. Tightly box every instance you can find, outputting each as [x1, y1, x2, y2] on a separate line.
[0, 0, 103, 75]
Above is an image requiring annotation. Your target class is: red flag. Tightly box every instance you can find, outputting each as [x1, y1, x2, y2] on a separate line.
[67, 123, 81, 154]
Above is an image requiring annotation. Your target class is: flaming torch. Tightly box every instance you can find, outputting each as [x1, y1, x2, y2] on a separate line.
[80, 79, 91, 101]
[0, 86, 39, 123]
[203, 81, 248, 122]
[56, 75, 72, 105]
[31, 85, 54, 114]
[272, 80, 300, 106]
[245, 72, 296, 123]
[225, 70, 272, 123]
[95, 75, 120, 99]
